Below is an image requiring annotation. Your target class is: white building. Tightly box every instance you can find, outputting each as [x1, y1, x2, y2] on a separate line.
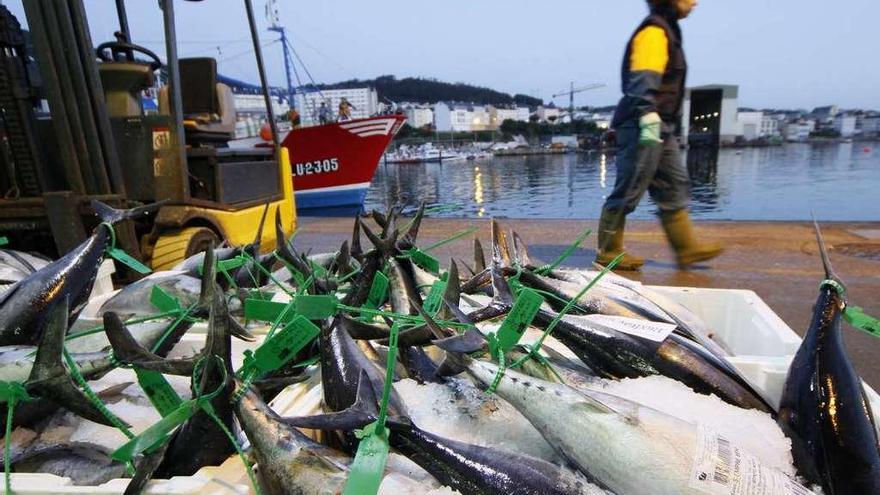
[536, 105, 561, 123]
[488, 105, 527, 128]
[784, 120, 816, 142]
[862, 116, 880, 136]
[434, 102, 472, 132]
[761, 115, 780, 138]
[471, 105, 490, 131]
[736, 111, 781, 140]
[294, 87, 379, 125]
[233, 94, 289, 118]
[833, 114, 857, 137]
[403, 104, 434, 129]
[737, 111, 763, 141]
[681, 85, 739, 145]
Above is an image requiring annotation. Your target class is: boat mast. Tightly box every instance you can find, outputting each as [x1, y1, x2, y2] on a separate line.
[266, 0, 295, 110]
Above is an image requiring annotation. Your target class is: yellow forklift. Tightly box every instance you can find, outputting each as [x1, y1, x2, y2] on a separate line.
[0, 0, 295, 272]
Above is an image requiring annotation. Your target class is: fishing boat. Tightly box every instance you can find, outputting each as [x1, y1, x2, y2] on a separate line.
[283, 115, 405, 210]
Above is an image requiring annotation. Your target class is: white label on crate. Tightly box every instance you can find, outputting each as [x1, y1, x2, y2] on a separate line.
[585, 315, 676, 343]
[689, 425, 816, 495]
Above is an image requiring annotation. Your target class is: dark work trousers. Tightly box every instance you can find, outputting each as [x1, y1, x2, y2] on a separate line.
[603, 120, 690, 215]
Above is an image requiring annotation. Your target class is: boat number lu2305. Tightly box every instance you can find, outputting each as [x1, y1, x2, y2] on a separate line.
[294, 158, 339, 176]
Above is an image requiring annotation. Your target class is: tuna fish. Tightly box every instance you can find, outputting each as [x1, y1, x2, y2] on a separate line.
[435, 337, 815, 495]
[777, 222, 880, 493]
[0, 200, 161, 346]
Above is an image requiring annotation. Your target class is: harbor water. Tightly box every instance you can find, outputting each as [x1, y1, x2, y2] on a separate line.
[363, 143, 880, 221]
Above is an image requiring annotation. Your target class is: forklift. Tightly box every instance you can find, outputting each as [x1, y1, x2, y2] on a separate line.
[0, 0, 296, 272]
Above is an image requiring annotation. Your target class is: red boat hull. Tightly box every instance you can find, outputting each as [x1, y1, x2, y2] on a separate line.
[281, 115, 405, 210]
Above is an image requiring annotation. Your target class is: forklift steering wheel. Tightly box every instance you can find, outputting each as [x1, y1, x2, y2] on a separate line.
[96, 42, 162, 71]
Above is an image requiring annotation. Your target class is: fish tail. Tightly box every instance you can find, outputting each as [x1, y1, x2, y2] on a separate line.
[28, 297, 130, 428]
[812, 215, 843, 285]
[91, 199, 166, 225]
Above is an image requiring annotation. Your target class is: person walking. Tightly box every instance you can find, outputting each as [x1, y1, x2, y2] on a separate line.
[596, 0, 722, 271]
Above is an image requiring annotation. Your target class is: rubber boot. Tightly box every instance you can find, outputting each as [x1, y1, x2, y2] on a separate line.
[659, 209, 724, 268]
[595, 209, 644, 271]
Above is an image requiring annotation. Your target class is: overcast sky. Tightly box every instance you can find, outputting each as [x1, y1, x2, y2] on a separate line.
[5, 1, 878, 110]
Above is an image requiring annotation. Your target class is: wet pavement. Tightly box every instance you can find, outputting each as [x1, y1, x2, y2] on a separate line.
[297, 216, 880, 387]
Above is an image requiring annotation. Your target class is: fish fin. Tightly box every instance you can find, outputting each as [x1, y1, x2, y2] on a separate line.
[281, 370, 379, 431]
[490, 266, 514, 306]
[359, 217, 398, 255]
[433, 329, 488, 355]
[27, 299, 128, 427]
[91, 199, 166, 225]
[572, 396, 619, 416]
[350, 216, 363, 259]
[340, 314, 390, 340]
[196, 242, 217, 309]
[512, 231, 537, 268]
[334, 240, 353, 277]
[249, 202, 271, 253]
[402, 202, 426, 246]
[812, 215, 843, 286]
[369, 209, 389, 231]
[97, 382, 135, 401]
[460, 267, 491, 294]
[438, 260, 461, 320]
[473, 237, 486, 272]
[123, 438, 170, 495]
[410, 297, 454, 340]
[457, 258, 477, 277]
[490, 219, 512, 267]
[227, 315, 256, 342]
[104, 312, 196, 376]
[442, 297, 475, 325]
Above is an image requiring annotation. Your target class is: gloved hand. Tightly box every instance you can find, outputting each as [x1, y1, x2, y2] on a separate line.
[639, 112, 663, 147]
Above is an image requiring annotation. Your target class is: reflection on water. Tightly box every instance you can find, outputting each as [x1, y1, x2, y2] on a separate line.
[363, 143, 880, 220]
[686, 146, 720, 212]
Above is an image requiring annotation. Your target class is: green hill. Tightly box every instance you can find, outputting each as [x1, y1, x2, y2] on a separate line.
[313, 75, 542, 107]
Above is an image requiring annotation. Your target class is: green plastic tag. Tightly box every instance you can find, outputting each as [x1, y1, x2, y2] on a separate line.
[0, 237, 8, 247]
[295, 295, 338, 319]
[111, 398, 201, 462]
[366, 272, 389, 309]
[309, 260, 328, 278]
[0, 381, 30, 403]
[150, 286, 182, 313]
[107, 247, 152, 274]
[244, 296, 337, 322]
[343, 321, 399, 495]
[404, 248, 440, 274]
[343, 422, 390, 495]
[844, 306, 880, 337]
[489, 288, 544, 356]
[242, 316, 320, 377]
[217, 256, 247, 273]
[249, 289, 275, 301]
[135, 369, 183, 417]
[244, 299, 293, 323]
[422, 280, 446, 316]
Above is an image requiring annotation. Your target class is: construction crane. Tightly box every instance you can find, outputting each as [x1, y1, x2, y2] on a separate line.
[553, 82, 606, 121]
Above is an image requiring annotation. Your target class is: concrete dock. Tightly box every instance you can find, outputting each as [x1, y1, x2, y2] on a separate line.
[297, 216, 880, 387]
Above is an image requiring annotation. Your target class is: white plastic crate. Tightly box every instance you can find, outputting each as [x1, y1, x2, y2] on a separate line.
[649, 286, 880, 423]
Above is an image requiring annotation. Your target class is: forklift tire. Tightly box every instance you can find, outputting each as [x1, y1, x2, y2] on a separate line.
[150, 227, 221, 272]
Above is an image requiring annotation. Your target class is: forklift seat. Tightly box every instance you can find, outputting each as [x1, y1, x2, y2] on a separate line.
[158, 57, 236, 146]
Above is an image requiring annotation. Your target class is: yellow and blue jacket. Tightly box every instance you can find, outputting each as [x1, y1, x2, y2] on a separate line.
[611, 10, 687, 131]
